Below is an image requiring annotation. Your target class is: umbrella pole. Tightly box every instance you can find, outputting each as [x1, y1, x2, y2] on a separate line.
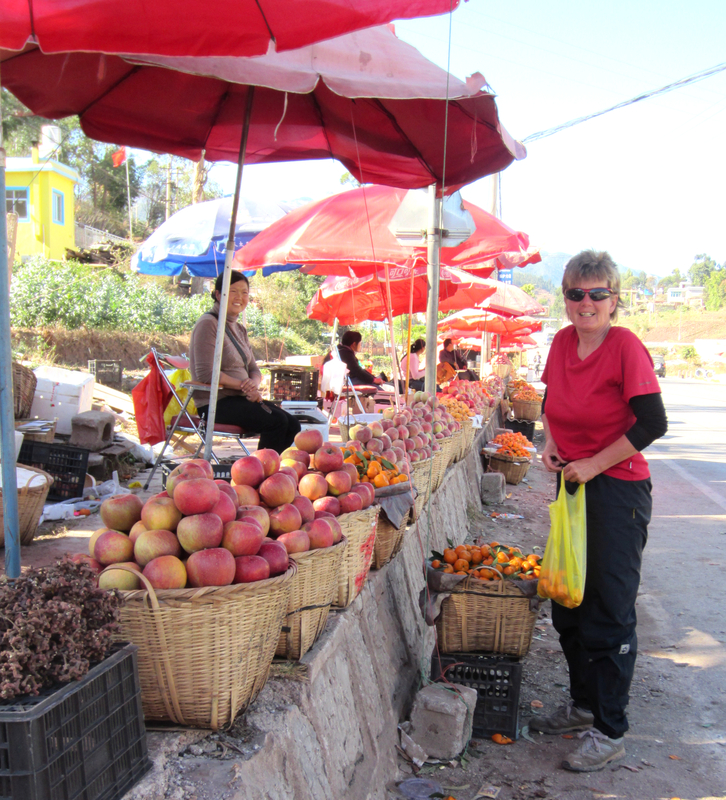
[204, 87, 255, 461]
[0, 62, 21, 577]
[424, 184, 441, 395]
[382, 263, 402, 410]
[404, 266, 414, 400]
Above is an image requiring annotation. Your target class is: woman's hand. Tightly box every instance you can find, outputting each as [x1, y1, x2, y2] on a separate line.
[244, 387, 263, 403]
[542, 438, 564, 473]
[238, 377, 257, 394]
[562, 458, 600, 484]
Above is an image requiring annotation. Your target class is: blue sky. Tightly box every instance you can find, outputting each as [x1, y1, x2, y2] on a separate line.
[212, 0, 726, 277]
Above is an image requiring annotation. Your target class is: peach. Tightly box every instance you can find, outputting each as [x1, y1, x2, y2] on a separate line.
[291, 495, 315, 524]
[314, 445, 344, 474]
[232, 484, 260, 506]
[269, 504, 303, 537]
[259, 473, 296, 507]
[231, 455, 265, 487]
[134, 529, 182, 567]
[234, 555, 270, 584]
[93, 531, 134, 565]
[173, 478, 220, 516]
[276, 530, 310, 554]
[258, 541, 289, 575]
[141, 496, 182, 532]
[294, 428, 324, 454]
[143, 555, 187, 589]
[98, 562, 142, 591]
[252, 448, 280, 478]
[100, 494, 143, 533]
[339, 492, 363, 514]
[368, 421, 384, 438]
[353, 425, 372, 443]
[209, 491, 237, 524]
[186, 548, 236, 588]
[237, 505, 270, 535]
[176, 512, 224, 553]
[298, 473, 328, 502]
[222, 520, 266, 557]
[325, 470, 352, 497]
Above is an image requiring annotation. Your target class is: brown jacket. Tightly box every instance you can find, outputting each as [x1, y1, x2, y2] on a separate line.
[189, 302, 261, 407]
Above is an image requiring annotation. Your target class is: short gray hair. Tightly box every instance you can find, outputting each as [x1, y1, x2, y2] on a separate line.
[562, 249, 625, 321]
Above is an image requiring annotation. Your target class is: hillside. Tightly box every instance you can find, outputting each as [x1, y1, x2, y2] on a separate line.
[618, 308, 726, 343]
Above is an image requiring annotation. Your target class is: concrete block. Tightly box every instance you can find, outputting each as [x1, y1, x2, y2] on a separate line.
[408, 684, 478, 760]
[69, 410, 115, 452]
[481, 471, 506, 504]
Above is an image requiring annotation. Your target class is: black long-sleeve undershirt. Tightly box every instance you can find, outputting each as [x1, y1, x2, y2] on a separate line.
[541, 390, 667, 451]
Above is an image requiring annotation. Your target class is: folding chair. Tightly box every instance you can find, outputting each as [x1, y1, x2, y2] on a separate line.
[142, 348, 257, 490]
[320, 354, 377, 421]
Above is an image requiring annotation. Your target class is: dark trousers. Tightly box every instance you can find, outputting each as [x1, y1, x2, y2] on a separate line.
[199, 396, 301, 455]
[552, 473, 652, 738]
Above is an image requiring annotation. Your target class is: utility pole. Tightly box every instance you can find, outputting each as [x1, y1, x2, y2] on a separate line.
[165, 158, 172, 220]
[125, 157, 133, 241]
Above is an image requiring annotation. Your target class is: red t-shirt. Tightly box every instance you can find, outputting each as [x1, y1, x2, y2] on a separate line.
[541, 326, 660, 480]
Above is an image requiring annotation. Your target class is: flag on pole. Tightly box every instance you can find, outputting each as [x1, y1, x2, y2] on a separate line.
[111, 147, 127, 168]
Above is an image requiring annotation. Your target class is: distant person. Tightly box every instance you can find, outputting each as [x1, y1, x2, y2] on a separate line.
[439, 338, 478, 381]
[400, 338, 426, 392]
[533, 250, 667, 772]
[532, 351, 542, 379]
[335, 331, 382, 386]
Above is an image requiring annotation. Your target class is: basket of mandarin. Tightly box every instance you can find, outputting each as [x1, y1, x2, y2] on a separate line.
[506, 378, 530, 400]
[511, 385, 543, 421]
[429, 541, 541, 656]
[483, 431, 534, 485]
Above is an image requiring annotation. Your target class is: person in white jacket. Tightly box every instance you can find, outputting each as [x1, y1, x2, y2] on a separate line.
[400, 339, 426, 391]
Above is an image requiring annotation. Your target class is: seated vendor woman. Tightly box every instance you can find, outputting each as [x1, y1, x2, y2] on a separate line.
[189, 271, 301, 454]
[336, 331, 383, 385]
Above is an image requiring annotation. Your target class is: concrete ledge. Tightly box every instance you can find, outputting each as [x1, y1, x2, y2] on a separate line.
[127, 418, 496, 800]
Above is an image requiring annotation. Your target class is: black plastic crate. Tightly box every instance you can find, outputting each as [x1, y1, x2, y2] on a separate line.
[504, 418, 536, 442]
[160, 460, 231, 488]
[269, 367, 319, 402]
[430, 653, 522, 740]
[88, 360, 123, 387]
[17, 440, 89, 502]
[0, 643, 151, 800]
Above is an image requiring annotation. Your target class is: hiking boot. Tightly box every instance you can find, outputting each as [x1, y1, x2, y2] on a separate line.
[562, 729, 625, 772]
[529, 701, 594, 734]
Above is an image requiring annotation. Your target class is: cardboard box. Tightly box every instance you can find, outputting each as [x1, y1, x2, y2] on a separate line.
[285, 355, 324, 370]
[29, 366, 95, 435]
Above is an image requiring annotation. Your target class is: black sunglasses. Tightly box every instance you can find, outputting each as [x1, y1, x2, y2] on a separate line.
[564, 287, 614, 302]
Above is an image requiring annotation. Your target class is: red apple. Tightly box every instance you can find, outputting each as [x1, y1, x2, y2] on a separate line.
[166, 463, 207, 497]
[173, 478, 221, 516]
[279, 466, 300, 486]
[298, 473, 328, 502]
[259, 473, 296, 507]
[93, 531, 134, 565]
[222, 520, 266, 557]
[209, 491, 237, 524]
[252, 448, 281, 478]
[313, 445, 344, 474]
[231, 455, 266, 487]
[338, 491, 363, 514]
[301, 519, 334, 550]
[269, 503, 303, 537]
[340, 463, 359, 485]
[185, 458, 214, 479]
[237, 505, 270, 535]
[313, 496, 341, 516]
[350, 483, 375, 509]
[214, 480, 240, 508]
[276, 530, 310, 554]
[69, 553, 102, 573]
[128, 520, 147, 544]
[186, 548, 236, 587]
[291, 495, 315, 524]
[134, 529, 182, 566]
[233, 555, 270, 584]
[232, 484, 260, 506]
[280, 447, 311, 468]
[98, 562, 142, 590]
[143, 555, 187, 589]
[325, 515, 343, 543]
[280, 458, 307, 480]
[325, 470, 352, 497]
[294, 428, 324, 454]
[89, 527, 119, 558]
[100, 494, 143, 533]
[176, 512, 224, 554]
[258, 541, 289, 575]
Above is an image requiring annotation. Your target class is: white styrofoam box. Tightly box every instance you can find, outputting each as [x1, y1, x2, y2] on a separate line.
[30, 366, 95, 435]
[0, 431, 24, 463]
[281, 401, 330, 443]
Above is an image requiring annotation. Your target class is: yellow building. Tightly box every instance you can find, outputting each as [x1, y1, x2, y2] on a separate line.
[6, 145, 80, 261]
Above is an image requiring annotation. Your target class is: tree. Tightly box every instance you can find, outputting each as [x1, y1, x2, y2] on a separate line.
[251, 271, 326, 345]
[705, 268, 726, 311]
[689, 254, 718, 286]
[657, 267, 681, 289]
[520, 284, 536, 297]
[621, 268, 635, 290]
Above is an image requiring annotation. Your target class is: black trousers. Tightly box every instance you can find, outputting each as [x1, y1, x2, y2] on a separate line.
[551, 472, 652, 738]
[198, 396, 301, 455]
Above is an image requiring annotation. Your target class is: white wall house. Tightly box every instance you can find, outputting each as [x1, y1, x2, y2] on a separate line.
[667, 283, 704, 306]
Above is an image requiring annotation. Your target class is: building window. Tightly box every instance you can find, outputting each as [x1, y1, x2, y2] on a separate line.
[52, 190, 65, 225]
[6, 187, 29, 221]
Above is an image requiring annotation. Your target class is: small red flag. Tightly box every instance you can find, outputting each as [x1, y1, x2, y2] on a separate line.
[111, 147, 126, 168]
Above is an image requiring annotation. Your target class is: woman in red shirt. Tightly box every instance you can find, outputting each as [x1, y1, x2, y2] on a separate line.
[532, 251, 667, 772]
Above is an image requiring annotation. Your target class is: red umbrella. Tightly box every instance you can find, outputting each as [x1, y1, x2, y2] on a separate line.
[306, 265, 497, 325]
[439, 317, 544, 337]
[235, 185, 531, 275]
[438, 281, 545, 317]
[1, 0, 459, 57]
[1, 26, 524, 192]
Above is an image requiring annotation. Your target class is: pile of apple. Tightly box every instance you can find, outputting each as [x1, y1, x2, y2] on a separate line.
[437, 380, 495, 417]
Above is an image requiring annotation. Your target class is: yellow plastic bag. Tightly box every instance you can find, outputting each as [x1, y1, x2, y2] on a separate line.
[537, 482, 586, 608]
[163, 368, 197, 426]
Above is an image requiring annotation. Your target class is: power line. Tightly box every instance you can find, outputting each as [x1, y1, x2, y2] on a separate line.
[524, 60, 726, 143]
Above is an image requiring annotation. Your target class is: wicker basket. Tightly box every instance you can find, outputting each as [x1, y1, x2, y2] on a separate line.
[333, 505, 380, 608]
[461, 417, 475, 455]
[430, 446, 448, 492]
[450, 428, 466, 464]
[109, 564, 296, 729]
[488, 454, 530, 485]
[276, 538, 348, 660]
[410, 457, 435, 521]
[12, 362, 37, 420]
[436, 573, 537, 656]
[512, 398, 542, 421]
[372, 512, 408, 570]
[491, 363, 511, 380]
[0, 465, 53, 547]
